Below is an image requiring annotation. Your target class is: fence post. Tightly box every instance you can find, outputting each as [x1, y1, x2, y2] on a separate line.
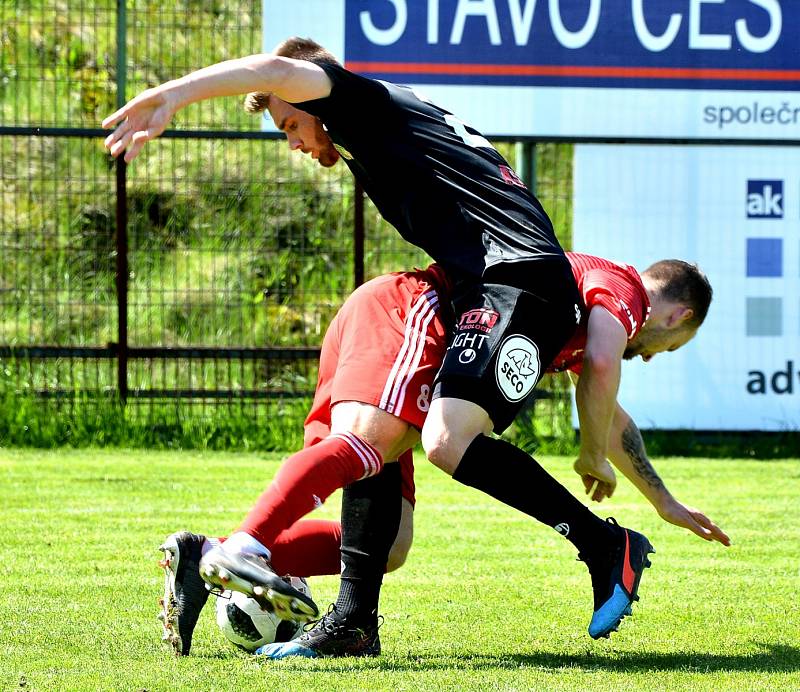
[354, 178, 365, 288]
[115, 0, 129, 403]
[515, 140, 537, 193]
[116, 0, 126, 111]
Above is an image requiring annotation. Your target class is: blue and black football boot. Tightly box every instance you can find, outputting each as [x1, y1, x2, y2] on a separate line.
[580, 517, 655, 639]
[256, 605, 381, 659]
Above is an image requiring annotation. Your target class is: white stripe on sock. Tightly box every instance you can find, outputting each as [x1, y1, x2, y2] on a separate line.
[330, 431, 381, 478]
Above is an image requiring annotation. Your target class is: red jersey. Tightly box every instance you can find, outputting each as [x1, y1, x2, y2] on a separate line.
[547, 253, 651, 374]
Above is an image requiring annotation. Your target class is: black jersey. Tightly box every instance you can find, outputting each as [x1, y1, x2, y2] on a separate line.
[294, 63, 565, 280]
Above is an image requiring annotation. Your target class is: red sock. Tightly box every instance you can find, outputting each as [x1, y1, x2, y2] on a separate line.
[237, 433, 383, 549]
[269, 520, 343, 576]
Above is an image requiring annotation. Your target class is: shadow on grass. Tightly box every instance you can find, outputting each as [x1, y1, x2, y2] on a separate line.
[505, 643, 800, 673]
[246, 642, 800, 674]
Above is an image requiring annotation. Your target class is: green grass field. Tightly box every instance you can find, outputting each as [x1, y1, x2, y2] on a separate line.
[1, 448, 798, 691]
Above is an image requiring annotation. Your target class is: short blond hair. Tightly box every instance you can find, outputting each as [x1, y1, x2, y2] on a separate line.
[243, 92, 271, 114]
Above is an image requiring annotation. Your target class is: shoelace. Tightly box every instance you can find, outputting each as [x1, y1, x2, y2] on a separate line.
[300, 604, 336, 632]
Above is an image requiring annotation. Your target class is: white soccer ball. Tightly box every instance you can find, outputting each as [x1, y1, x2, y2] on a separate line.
[214, 577, 311, 652]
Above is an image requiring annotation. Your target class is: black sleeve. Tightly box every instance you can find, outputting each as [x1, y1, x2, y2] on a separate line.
[293, 62, 390, 120]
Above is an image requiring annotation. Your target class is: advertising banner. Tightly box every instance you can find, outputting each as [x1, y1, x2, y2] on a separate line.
[573, 145, 800, 430]
[264, 1, 800, 139]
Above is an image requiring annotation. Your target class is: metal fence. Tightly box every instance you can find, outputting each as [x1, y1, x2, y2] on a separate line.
[0, 2, 576, 444]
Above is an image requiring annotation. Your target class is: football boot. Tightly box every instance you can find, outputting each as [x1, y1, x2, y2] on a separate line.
[580, 517, 655, 639]
[199, 545, 318, 623]
[157, 531, 210, 656]
[256, 605, 381, 659]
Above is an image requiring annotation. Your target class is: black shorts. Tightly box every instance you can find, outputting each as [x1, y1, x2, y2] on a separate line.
[433, 259, 580, 433]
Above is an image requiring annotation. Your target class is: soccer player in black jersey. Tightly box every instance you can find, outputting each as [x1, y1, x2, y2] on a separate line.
[104, 37, 662, 651]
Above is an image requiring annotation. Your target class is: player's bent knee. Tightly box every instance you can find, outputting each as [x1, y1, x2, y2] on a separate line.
[422, 397, 493, 474]
[330, 401, 415, 461]
[421, 427, 460, 475]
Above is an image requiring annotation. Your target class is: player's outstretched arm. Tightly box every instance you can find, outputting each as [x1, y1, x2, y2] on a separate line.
[102, 55, 332, 162]
[572, 307, 628, 500]
[607, 404, 731, 546]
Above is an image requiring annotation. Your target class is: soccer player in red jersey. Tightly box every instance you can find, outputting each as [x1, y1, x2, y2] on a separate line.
[157, 254, 728, 657]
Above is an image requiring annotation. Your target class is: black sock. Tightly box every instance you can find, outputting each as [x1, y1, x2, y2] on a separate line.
[334, 463, 402, 624]
[452, 435, 615, 556]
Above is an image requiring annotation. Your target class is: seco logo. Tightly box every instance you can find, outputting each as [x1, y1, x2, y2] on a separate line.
[495, 335, 540, 402]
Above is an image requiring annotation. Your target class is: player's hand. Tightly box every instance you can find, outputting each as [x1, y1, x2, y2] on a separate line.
[102, 87, 178, 162]
[657, 497, 731, 546]
[573, 453, 617, 502]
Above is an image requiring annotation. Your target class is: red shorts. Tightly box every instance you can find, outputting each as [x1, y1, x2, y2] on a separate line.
[303, 267, 450, 507]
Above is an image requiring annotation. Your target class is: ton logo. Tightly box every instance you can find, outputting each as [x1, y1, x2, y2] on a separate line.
[458, 308, 499, 333]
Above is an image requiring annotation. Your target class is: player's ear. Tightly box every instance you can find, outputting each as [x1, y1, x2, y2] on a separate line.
[668, 305, 693, 328]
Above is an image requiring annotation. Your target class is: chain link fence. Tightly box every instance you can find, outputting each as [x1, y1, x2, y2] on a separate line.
[1, 1, 572, 448]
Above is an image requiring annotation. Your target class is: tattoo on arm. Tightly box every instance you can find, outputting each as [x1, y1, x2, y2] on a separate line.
[621, 420, 665, 491]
